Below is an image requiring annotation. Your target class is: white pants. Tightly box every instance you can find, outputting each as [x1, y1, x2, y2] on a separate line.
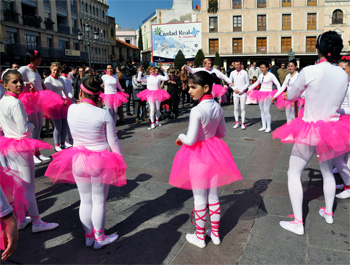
[258, 97, 272, 129]
[233, 93, 247, 123]
[148, 100, 161, 123]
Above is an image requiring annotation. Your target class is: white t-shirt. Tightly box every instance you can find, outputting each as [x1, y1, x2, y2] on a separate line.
[249, 72, 281, 92]
[137, 72, 169, 91]
[229, 70, 250, 97]
[44, 75, 73, 99]
[274, 72, 299, 99]
[18, 66, 43, 92]
[101, 74, 123, 94]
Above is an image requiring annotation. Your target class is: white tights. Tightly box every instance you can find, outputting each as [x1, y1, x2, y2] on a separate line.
[52, 119, 68, 145]
[285, 106, 295, 123]
[148, 100, 161, 123]
[288, 144, 335, 221]
[233, 94, 247, 124]
[333, 153, 350, 186]
[28, 111, 43, 140]
[258, 97, 272, 130]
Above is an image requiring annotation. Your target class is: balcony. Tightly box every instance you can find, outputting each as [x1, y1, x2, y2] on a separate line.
[332, 18, 343, 24]
[44, 18, 55, 31]
[3, 10, 19, 23]
[58, 24, 70, 34]
[72, 28, 79, 35]
[71, 5, 77, 14]
[23, 15, 41, 28]
[257, 26, 266, 31]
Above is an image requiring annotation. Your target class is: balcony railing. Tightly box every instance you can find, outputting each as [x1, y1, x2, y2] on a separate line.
[45, 23, 54, 31]
[332, 18, 343, 24]
[257, 3, 266, 8]
[71, 5, 77, 14]
[282, 25, 291, 30]
[58, 24, 70, 34]
[207, 46, 319, 56]
[72, 28, 79, 35]
[3, 11, 19, 23]
[23, 15, 41, 28]
[307, 24, 316, 30]
[257, 26, 266, 31]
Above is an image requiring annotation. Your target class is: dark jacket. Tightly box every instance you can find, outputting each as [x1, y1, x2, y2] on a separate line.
[165, 75, 181, 96]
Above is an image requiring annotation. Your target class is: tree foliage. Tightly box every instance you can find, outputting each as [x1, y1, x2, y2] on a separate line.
[194, 49, 205, 67]
[138, 26, 143, 50]
[213, 52, 222, 67]
[174, 50, 187, 69]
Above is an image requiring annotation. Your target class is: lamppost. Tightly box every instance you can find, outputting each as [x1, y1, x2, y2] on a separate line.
[78, 23, 99, 68]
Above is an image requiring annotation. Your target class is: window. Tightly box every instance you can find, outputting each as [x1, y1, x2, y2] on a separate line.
[6, 31, 17, 44]
[257, 37, 267, 54]
[307, 13, 316, 30]
[233, 16, 242, 32]
[209, 39, 219, 54]
[46, 35, 53, 48]
[306, 36, 316, 52]
[332, 10, 343, 24]
[307, 0, 317, 6]
[125, 39, 131, 44]
[257, 15, 266, 31]
[232, 38, 242, 54]
[110, 27, 114, 37]
[257, 0, 266, 8]
[209, 17, 218, 33]
[232, 0, 241, 9]
[282, 0, 291, 7]
[59, 39, 70, 50]
[282, 14, 291, 30]
[25, 34, 39, 49]
[281, 37, 291, 53]
[73, 41, 79, 50]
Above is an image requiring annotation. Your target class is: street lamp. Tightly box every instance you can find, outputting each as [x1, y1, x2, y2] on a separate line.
[78, 23, 99, 68]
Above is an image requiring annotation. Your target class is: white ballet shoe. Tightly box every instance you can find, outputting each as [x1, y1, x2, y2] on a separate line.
[33, 155, 42, 164]
[336, 184, 344, 190]
[207, 229, 221, 245]
[148, 123, 156, 130]
[279, 221, 304, 235]
[65, 142, 72, 148]
[39, 154, 51, 161]
[186, 233, 206, 248]
[241, 123, 246, 130]
[265, 128, 271, 133]
[319, 207, 333, 224]
[93, 234, 119, 249]
[258, 127, 266, 132]
[156, 121, 161, 127]
[85, 232, 95, 247]
[233, 122, 240, 129]
[336, 189, 350, 199]
[32, 222, 59, 233]
[333, 167, 339, 174]
[54, 146, 62, 152]
[18, 216, 32, 230]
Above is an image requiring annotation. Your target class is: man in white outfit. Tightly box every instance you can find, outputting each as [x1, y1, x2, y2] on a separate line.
[248, 61, 262, 81]
[229, 61, 250, 129]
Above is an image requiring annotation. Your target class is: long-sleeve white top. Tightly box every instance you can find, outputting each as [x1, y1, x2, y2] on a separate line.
[101, 74, 123, 94]
[248, 66, 262, 80]
[44, 75, 73, 99]
[67, 103, 122, 155]
[60, 76, 74, 97]
[274, 72, 299, 99]
[185, 66, 231, 85]
[0, 96, 34, 139]
[0, 84, 5, 99]
[248, 72, 281, 92]
[18, 66, 43, 92]
[288, 62, 348, 122]
[0, 187, 12, 218]
[339, 82, 350, 115]
[137, 72, 169, 90]
[178, 98, 226, 146]
[229, 70, 250, 94]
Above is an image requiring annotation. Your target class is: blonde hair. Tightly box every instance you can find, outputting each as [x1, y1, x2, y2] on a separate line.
[203, 58, 212, 65]
[50, 62, 61, 69]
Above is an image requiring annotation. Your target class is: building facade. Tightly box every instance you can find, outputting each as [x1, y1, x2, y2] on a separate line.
[115, 24, 137, 47]
[116, 39, 140, 64]
[200, 0, 350, 68]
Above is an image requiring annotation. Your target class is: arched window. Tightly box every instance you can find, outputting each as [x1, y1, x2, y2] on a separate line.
[332, 9, 343, 24]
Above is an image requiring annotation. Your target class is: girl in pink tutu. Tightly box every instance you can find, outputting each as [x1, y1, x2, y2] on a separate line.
[101, 64, 129, 125]
[272, 31, 350, 235]
[137, 65, 170, 130]
[247, 62, 281, 133]
[0, 70, 58, 233]
[272, 60, 299, 122]
[18, 50, 51, 164]
[45, 76, 127, 249]
[44, 62, 74, 152]
[169, 71, 242, 248]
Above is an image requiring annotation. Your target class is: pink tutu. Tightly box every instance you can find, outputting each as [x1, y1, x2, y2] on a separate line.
[248, 90, 277, 102]
[137, 89, 170, 102]
[272, 115, 350, 162]
[0, 137, 52, 155]
[45, 146, 127, 187]
[19, 92, 41, 114]
[169, 137, 242, 190]
[275, 93, 293, 110]
[38, 90, 67, 119]
[100, 92, 129, 108]
[297, 98, 305, 107]
[212, 84, 228, 98]
[0, 167, 29, 250]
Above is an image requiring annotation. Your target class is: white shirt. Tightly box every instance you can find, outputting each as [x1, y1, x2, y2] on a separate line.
[60, 76, 74, 97]
[68, 103, 122, 155]
[178, 98, 226, 146]
[249, 72, 281, 92]
[137, 72, 169, 90]
[101, 74, 123, 94]
[288, 62, 348, 122]
[44, 75, 73, 99]
[339, 82, 350, 115]
[185, 66, 231, 85]
[274, 72, 299, 99]
[18, 66, 43, 92]
[0, 96, 34, 139]
[248, 66, 262, 80]
[229, 70, 250, 96]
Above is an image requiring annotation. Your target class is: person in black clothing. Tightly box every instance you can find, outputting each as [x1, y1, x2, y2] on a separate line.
[165, 68, 181, 118]
[73, 67, 85, 99]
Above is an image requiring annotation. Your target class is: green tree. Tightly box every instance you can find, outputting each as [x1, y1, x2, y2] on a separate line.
[213, 52, 222, 67]
[138, 26, 143, 50]
[174, 50, 187, 69]
[194, 49, 205, 67]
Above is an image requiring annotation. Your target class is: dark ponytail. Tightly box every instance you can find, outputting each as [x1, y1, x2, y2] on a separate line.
[188, 71, 215, 94]
[82, 76, 103, 103]
[316, 31, 343, 63]
[25, 49, 41, 64]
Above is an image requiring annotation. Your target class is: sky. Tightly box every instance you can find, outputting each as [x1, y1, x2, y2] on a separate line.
[108, 0, 201, 30]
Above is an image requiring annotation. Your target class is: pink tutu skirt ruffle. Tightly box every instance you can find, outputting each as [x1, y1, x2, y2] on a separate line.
[297, 98, 305, 107]
[100, 92, 129, 108]
[137, 89, 170, 102]
[38, 90, 67, 119]
[0, 137, 52, 155]
[0, 167, 29, 250]
[248, 90, 277, 102]
[19, 92, 41, 114]
[169, 137, 242, 190]
[45, 146, 127, 187]
[212, 84, 228, 98]
[272, 115, 350, 162]
[275, 94, 293, 110]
